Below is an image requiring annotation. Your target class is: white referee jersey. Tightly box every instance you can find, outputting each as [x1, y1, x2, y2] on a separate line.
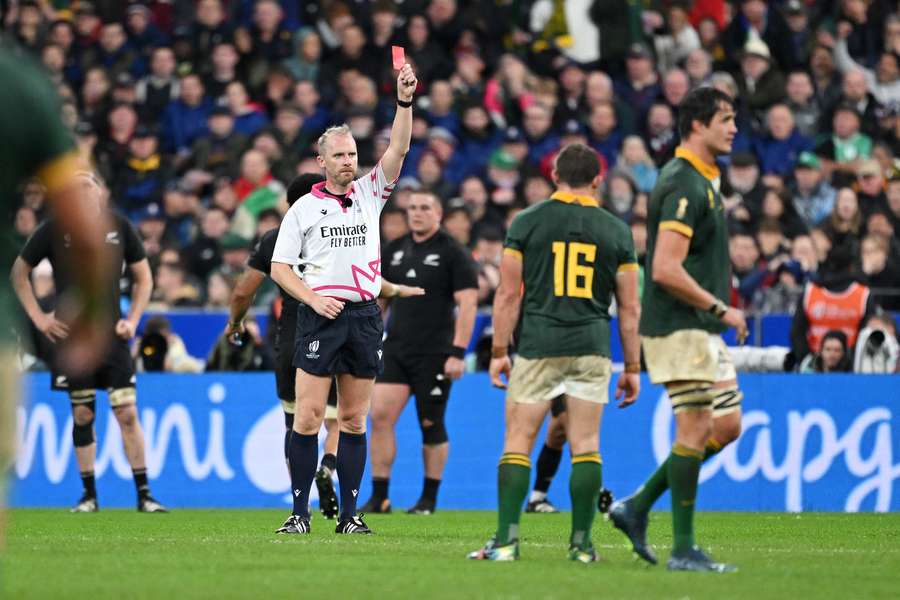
[272, 163, 396, 302]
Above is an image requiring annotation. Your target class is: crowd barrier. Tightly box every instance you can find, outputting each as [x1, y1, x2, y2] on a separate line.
[146, 310, 796, 361]
[12, 372, 899, 512]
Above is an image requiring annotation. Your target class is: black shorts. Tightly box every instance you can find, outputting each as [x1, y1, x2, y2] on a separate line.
[293, 300, 384, 378]
[276, 314, 337, 408]
[51, 338, 136, 393]
[380, 351, 451, 421]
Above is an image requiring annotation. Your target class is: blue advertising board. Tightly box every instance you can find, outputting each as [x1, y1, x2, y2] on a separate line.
[11, 373, 900, 512]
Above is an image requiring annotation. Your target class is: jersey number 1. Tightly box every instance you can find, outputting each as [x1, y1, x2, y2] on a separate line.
[552, 242, 596, 299]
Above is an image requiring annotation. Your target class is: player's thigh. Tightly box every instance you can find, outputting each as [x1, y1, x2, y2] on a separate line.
[562, 395, 605, 456]
[503, 399, 551, 455]
[0, 348, 19, 471]
[642, 329, 718, 386]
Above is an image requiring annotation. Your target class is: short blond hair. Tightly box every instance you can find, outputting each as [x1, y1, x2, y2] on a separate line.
[317, 124, 352, 154]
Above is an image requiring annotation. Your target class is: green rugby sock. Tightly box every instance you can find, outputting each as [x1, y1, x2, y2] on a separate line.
[496, 453, 530, 545]
[668, 444, 704, 554]
[569, 453, 602, 550]
[631, 438, 723, 513]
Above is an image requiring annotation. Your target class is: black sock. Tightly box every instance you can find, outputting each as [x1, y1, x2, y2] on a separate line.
[321, 453, 337, 472]
[80, 471, 96, 498]
[132, 468, 149, 499]
[337, 432, 367, 520]
[422, 477, 441, 503]
[283, 412, 294, 462]
[288, 432, 318, 518]
[534, 444, 563, 494]
[372, 477, 389, 500]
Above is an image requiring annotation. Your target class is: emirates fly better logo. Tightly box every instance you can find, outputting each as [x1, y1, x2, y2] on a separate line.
[306, 340, 320, 360]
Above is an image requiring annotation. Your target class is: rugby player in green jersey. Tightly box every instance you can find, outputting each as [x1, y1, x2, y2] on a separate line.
[468, 143, 642, 563]
[609, 86, 748, 573]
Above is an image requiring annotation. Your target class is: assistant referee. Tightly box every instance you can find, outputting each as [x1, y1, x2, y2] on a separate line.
[271, 63, 418, 536]
[362, 189, 477, 515]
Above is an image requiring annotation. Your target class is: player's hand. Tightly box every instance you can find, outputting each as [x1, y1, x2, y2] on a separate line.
[615, 372, 640, 408]
[444, 356, 465, 380]
[36, 311, 70, 343]
[397, 63, 417, 102]
[397, 284, 425, 298]
[489, 356, 511, 389]
[721, 307, 748, 344]
[310, 295, 345, 319]
[225, 320, 245, 337]
[115, 319, 136, 340]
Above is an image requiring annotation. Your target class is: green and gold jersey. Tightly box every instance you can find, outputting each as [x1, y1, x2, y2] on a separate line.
[505, 191, 638, 359]
[0, 46, 78, 334]
[640, 146, 731, 337]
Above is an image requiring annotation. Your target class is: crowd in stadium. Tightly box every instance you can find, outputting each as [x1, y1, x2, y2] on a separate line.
[5, 0, 900, 372]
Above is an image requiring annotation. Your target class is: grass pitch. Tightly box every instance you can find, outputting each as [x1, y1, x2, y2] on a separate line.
[4, 510, 898, 599]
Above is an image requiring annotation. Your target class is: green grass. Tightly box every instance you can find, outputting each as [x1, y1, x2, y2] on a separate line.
[4, 510, 898, 599]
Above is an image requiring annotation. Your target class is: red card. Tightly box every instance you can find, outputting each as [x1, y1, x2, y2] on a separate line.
[392, 45, 405, 70]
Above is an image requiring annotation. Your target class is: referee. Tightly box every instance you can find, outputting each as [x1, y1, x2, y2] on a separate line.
[361, 190, 477, 515]
[227, 174, 422, 520]
[271, 63, 418, 535]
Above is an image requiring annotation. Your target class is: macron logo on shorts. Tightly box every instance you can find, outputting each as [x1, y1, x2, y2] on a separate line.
[307, 340, 320, 360]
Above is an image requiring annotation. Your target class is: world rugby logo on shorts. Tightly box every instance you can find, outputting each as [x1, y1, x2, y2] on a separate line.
[306, 340, 320, 360]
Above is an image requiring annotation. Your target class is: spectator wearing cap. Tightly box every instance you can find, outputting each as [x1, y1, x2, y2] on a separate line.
[190, 105, 248, 179]
[162, 73, 213, 154]
[112, 72, 139, 106]
[737, 38, 786, 125]
[790, 151, 837, 228]
[782, 1, 815, 70]
[814, 102, 873, 180]
[485, 149, 522, 208]
[722, 0, 793, 72]
[521, 102, 559, 166]
[834, 22, 900, 107]
[726, 151, 766, 225]
[282, 27, 322, 83]
[225, 80, 269, 138]
[136, 46, 180, 123]
[643, 102, 677, 166]
[113, 125, 173, 221]
[498, 125, 529, 166]
[614, 43, 662, 125]
[785, 70, 822, 139]
[125, 3, 168, 60]
[653, 2, 701, 73]
[192, 0, 235, 72]
[752, 103, 813, 177]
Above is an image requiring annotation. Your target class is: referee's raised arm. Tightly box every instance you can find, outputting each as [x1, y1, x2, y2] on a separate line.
[380, 63, 418, 182]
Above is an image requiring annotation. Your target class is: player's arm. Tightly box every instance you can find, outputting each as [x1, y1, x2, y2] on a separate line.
[443, 288, 477, 380]
[380, 63, 417, 182]
[227, 267, 266, 337]
[10, 256, 69, 343]
[652, 229, 747, 340]
[614, 268, 641, 407]
[117, 258, 152, 340]
[379, 278, 425, 299]
[489, 252, 523, 389]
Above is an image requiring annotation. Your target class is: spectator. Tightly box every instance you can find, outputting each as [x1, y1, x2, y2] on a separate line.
[84, 21, 145, 81]
[854, 313, 900, 373]
[829, 69, 883, 139]
[854, 159, 889, 216]
[861, 234, 900, 311]
[725, 151, 765, 224]
[791, 233, 820, 278]
[136, 46, 180, 123]
[125, 3, 168, 61]
[282, 27, 322, 82]
[205, 41, 241, 101]
[380, 205, 409, 246]
[162, 73, 213, 155]
[192, 0, 234, 72]
[404, 14, 453, 85]
[752, 103, 813, 177]
[293, 79, 331, 139]
[205, 316, 272, 371]
[442, 203, 472, 248]
[614, 43, 661, 124]
[799, 330, 853, 373]
[659, 68, 690, 114]
[759, 187, 808, 239]
[232, 149, 274, 202]
[815, 103, 872, 182]
[643, 102, 677, 166]
[789, 152, 837, 229]
[752, 258, 806, 315]
[152, 260, 202, 308]
[136, 315, 204, 373]
[820, 187, 862, 246]
[522, 173, 554, 207]
[782, 1, 814, 69]
[219, 232, 252, 274]
[736, 38, 786, 125]
[722, 0, 793, 72]
[684, 48, 713, 88]
[237, 0, 293, 90]
[225, 80, 269, 137]
[730, 230, 762, 306]
[183, 207, 228, 281]
[97, 102, 138, 178]
[834, 23, 900, 107]
[810, 43, 843, 110]
[785, 70, 822, 139]
[522, 102, 559, 166]
[604, 169, 639, 222]
[587, 102, 620, 168]
[206, 269, 238, 308]
[114, 125, 173, 221]
[190, 106, 248, 179]
[654, 2, 701, 73]
[791, 242, 878, 363]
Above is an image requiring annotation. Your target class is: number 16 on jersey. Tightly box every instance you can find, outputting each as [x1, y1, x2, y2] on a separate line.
[552, 241, 595, 299]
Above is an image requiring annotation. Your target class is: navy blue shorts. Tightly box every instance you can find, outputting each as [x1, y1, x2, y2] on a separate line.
[293, 300, 384, 378]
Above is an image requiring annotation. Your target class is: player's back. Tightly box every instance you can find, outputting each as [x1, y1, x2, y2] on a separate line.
[505, 194, 636, 360]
